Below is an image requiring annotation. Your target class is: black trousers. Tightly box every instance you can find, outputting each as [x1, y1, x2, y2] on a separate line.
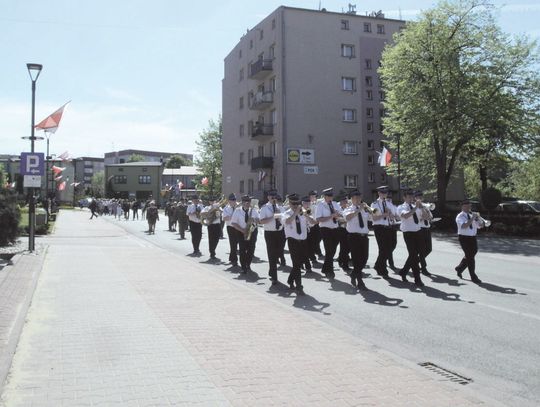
[238, 228, 257, 270]
[207, 223, 221, 257]
[287, 237, 306, 289]
[178, 219, 188, 239]
[189, 221, 202, 252]
[264, 230, 282, 281]
[226, 225, 239, 264]
[337, 227, 350, 266]
[278, 230, 286, 261]
[348, 233, 369, 281]
[402, 231, 423, 279]
[307, 224, 323, 258]
[456, 235, 478, 276]
[373, 225, 392, 274]
[387, 227, 398, 268]
[419, 227, 432, 271]
[320, 227, 338, 276]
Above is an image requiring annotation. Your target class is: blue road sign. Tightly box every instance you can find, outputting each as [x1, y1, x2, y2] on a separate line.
[20, 152, 45, 176]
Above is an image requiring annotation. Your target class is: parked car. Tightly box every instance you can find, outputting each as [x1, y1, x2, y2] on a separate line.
[495, 201, 540, 214]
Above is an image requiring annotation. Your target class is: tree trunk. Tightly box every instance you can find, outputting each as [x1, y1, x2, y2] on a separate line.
[479, 164, 488, 192]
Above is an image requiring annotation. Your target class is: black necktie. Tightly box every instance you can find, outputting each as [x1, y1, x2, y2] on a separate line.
[357, 206, 365, 228]
[467, 213, 473, 229]
[328, 202, 337, 223]
[410, 204, 418, 224]
[295, 215, 302, 234]
[382, 201, 387, 220]
[244, 209, 249, 223]
[273, 204, 281, 229]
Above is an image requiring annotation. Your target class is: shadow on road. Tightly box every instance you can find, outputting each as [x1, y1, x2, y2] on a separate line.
[358, 288, 404, 307]
[293, 293, 331, 314]
[428, 273, 466, 288]
[439, 233, 540, 257]
[477, 281, 527, 295]
[235, 270, 265, 284]
[328, 278, 358, 296]
[417, 284, 462, 301]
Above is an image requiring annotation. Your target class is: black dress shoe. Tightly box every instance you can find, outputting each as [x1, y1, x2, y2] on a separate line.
[455, 267, 463, 278]
[350, 277, 357, 287]
[471, 276, 483, 284]
[414, 278, 425, 287]
[271, 280, 278, 285]
[357, 280, 367, 290]
[296, 288, 305, 295]
[399, 271, 409, 282]
[289, 283, 295, 290]
[421, 269, 432, 277]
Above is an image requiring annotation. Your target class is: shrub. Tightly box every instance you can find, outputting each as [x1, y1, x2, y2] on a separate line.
[0, 188, 21, 246]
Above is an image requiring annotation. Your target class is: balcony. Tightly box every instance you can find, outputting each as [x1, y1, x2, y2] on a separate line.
[249, 59, 273, 79]
[251, 156, 274, 171]
[250, 121, 274, 139]
[249, 91, 274, 110]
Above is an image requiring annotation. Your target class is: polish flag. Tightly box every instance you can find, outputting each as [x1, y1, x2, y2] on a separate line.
[58, 151, 70, 161]
[258, 170, 267, 182]
[55, 175, 63, 181]
[35, 102, 70, 134]
[51, 165, 65, 175]
[178, 181, 184, 189]
[57, 181, 66, 191]
[201, 177, 209, 186]
[378, 147, 392, 167]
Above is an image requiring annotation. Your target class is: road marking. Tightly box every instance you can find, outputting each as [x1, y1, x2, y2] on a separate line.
[472, 301, 540, 322]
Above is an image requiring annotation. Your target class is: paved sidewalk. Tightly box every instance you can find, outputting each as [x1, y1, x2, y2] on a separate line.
[1, 210, 499, 406]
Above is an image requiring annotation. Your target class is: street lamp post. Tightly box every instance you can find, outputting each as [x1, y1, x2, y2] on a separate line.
[26, 63, 43, 252]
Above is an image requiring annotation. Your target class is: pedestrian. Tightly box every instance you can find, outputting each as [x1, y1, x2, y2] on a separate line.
[222, 194, 239, 266]
[176, 200, 189, 240]
[187, 195, 204, 255]
[89, 198, 99, 219]
[308, 190, 324, 261]
[455, 199, 484, 284]
[146, 201, 159, 234]
[132, 200, 140, 220]
[282, 194, 307, 294]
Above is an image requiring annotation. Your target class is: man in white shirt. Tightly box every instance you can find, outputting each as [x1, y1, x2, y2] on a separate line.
[397, 190, 425, 287]
[416, 191, 433, 276]
[282, 194, 307, 294]
[343, 191, 370, 290]
[307, 190, 323, 261]
[259, 190, 284, 284]
[201, 197, 222, 260]
[222, 194, 239, 266]
[370, 185, 396, 278]
[455, 199, 483, 284]
[336, 195, 351, 272]
[315, 188, 342, 279]
[186, 195, 204, 255]
[231, 195, 260, 273]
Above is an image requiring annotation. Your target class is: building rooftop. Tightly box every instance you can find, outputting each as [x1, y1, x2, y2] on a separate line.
[162, 166, 200, 176]
[104, 149, 192, 158]
[105, 162, 163, 167]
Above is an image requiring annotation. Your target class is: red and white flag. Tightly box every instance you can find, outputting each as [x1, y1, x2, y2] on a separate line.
[258, 170, 267, 182]
[58, 151, 70, 161]
[70, 182, 81, 187]
[51, 165, 65, 175]
[201, 177, 209, 186]
[178, 181, 184, 189]
[55, 175, 63, 181]
[57, 181, 66, 191]
[35, 101, 70, 134]
[378, 147, 392, 167]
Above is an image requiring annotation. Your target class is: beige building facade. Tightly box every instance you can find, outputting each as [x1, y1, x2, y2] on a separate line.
[223, 6, 406, 201]
[105, 162, 163, 201]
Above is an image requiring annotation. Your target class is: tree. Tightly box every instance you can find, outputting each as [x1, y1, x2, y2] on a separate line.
[127, 154, 145, 163]
[195, 117, 222, 198]
[503, 150, 540, 201]
[380, 0, 540, 210]
[166, 154, 191, 168]
[89, 171, 105, 198]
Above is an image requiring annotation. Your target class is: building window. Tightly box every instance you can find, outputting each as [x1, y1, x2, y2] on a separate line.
[138, 175, 151, 184]
[341, 44, 355, 58]
[269, 44, 275, 59]
[342, 77, 356, 91]
[239, 124, 244, 137]
[239, 96, 244, 109]
[379, 108, 386, 118]
[368, 154, 375, 165]
[342, 109, 357, 122]
[270, 77, 276, 92]
[367, 139, 375, 150]
[271, 109, 277, 124]
[366, 90, 373, 100]
[270, 142, 276, 157]
[380, 123, 384, 132]
[367, 122, 374, 132]
[377, 24, 385, 34]
[365, 76, 373, 86]
[258, 145, 264, 157]
[379, 90, 385, 101]
[364, 22, 371, 32]
[341, 19, 349, 30]
[272, 18, 276, 29]
[239, 49, 242, 58]
[248, 179, 254, 194]
[259, 29, 264, 40]
[240, 180, 245, 193]
[239, 152, 244, 165]
[380, 140, 385, 149]
[366, 107, 373, 118]
[239, 68, 244, 82]
[114, 175, 127, 184]
[343, 141, 358, 155]
[249, 39, 253, 49]
[344, 175, 358, 188]
[368, 172, 375, 183]
[248, 149, 253, 162]
[381, 173, 387, 182]
[365, 59, 372, 69]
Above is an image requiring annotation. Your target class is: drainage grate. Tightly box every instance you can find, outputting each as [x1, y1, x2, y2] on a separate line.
[419, 362, 473, 385]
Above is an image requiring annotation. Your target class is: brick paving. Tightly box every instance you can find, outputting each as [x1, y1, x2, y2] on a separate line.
[0, 210, 500, 406]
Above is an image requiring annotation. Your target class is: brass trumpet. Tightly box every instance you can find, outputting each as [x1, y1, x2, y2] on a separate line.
[361, 202, 379, 215]
[471, 212, 492, 228]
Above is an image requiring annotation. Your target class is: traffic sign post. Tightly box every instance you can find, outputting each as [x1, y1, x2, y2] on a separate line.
[21, 152, 44, 252]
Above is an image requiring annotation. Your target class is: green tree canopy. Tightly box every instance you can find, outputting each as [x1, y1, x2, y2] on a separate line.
[165, 154, 191, 168]
[127, 154, 145, 163]
[380, 0, 540, 209]
[195, 117, 222, 198]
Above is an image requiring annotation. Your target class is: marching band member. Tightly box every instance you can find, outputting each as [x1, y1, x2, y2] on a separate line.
[337, 195, 351, 272]
[370, 185, 395, 279]
[455, 199, 484, 284]
[397, 190, 425, 287]
[343, 191, 370, 290]
[282, 194, 307, 294]
[385, 191, 400, 272]
[231, 195, 259, 274]
[307, 190, 324, 261]
[201, 197, 222, 260]
[315, 188, 342, 279]
[275, 194, 287, 267]
[259, 190, 285, 284]
[415, 191, 433, 276]
[222, 194, 239, 266]
[187, 195, 204, 255]
[301, 196, 317, 272]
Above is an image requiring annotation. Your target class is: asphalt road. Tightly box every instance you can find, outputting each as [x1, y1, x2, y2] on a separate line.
[93, 210, 540, 406]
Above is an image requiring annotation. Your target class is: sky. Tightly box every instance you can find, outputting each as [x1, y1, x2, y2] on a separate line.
[1, 0, 539, 159]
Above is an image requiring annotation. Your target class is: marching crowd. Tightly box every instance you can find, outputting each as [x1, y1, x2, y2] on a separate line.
[87, 185, 486, 295]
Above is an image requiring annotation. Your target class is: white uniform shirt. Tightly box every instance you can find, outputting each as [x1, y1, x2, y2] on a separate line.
[201, 204, 222, 225]
[371, 198, 397, 226]
[222, 204, 236, 227]
[420, 208, 432, 229]
[456, 211, 479, 236]
[231, 206, 259, 229]
[259, 202, 284, 231]
[315, 200, 342, 229]
[187, 203, 204, 223]
[343, 205, 370, 234]
[282, 209, 308, 240]
[398, 203, 422, 233]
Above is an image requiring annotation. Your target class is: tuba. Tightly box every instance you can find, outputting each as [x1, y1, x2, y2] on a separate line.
[202, 195, 227, 225]
[245, 199, 259, 240]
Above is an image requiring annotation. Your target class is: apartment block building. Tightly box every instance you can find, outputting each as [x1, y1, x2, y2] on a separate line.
[72, 157, 104, 192]
[222, 6, 405, 201]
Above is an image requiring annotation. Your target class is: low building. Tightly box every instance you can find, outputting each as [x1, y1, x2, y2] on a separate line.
[72, 157, 105, 192]
[161, 166, 200, 199]
[104, 162, 163, 201]
[104, 149, 193, 166]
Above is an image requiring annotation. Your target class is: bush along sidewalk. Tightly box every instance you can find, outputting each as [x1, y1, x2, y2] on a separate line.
[0, 188, 21, 247]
